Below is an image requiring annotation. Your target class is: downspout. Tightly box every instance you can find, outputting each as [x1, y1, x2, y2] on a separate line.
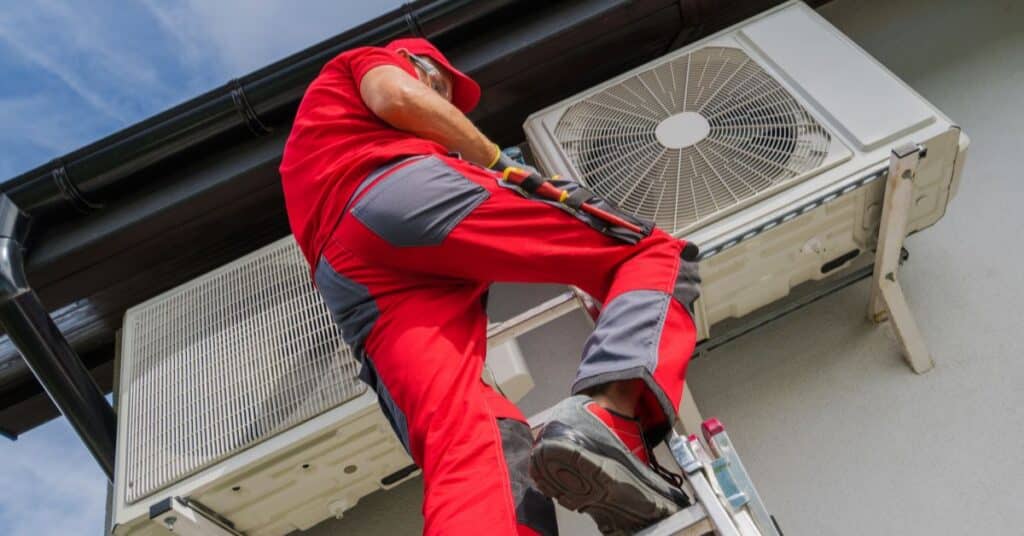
[0, 193, 116, 481]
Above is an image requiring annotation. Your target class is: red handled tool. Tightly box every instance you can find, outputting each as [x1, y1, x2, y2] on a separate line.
[502, 167, 644, 234]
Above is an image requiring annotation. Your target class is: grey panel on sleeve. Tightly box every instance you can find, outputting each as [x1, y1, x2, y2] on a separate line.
[351, 156, 490, 247]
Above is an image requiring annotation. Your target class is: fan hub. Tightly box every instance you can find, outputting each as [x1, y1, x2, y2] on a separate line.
[654, 111, 710, 149]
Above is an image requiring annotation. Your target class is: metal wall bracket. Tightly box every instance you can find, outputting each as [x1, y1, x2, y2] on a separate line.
[867, 142, 934, 373]
[148, 497, 242, 536]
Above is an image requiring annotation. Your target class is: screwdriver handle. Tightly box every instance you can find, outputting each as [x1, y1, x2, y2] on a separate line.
[502, 167, 644, 234]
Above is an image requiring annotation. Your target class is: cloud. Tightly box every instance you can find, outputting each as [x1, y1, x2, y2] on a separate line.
[137, 0, 209, 68]
[0, 95, 108, 178]
[0, 30, 127, 124]
[0, 0, 169, 123]
[140, 0, 403, 76]
[0, 96, 85, 155]
[0, 0, 404, 179]
[0, 418, 107, 535]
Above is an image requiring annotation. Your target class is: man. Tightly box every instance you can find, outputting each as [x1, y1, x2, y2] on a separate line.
[280, 37, 700, 536]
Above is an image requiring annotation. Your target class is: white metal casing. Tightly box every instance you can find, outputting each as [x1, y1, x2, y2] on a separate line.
[111, 237, 533, 535]
[524, 1, 968, 339]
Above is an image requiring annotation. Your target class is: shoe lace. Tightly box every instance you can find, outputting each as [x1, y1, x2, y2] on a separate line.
[643, 433, 685, 489]
[649, 451, 685, 488]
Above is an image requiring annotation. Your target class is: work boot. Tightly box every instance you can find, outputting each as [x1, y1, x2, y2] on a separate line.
[529, 395, 690, 535]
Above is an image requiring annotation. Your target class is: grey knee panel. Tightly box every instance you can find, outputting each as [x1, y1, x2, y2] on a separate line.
[572, 290, 671, 390]
[571, 290, 678, 428]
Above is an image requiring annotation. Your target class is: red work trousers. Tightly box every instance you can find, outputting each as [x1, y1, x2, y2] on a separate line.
[314, 154, 700, 536]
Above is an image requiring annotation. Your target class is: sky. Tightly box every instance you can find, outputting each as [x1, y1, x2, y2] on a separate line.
[0, 1, 400, 534]
[0, 0, 401, 180]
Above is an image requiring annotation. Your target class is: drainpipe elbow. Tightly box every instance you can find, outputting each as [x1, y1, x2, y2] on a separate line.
[0, 194, 31, 302]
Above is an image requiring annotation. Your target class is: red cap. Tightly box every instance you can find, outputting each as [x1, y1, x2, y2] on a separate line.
[385, 37, 481, 114]
[702, 417, 725, 442]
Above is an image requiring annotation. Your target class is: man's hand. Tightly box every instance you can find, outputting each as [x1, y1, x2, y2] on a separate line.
[488, 148, 540, 176]
[360, 64, 496, 167]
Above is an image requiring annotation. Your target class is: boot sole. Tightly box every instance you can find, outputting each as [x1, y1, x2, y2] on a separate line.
[529, 438, 680, 535]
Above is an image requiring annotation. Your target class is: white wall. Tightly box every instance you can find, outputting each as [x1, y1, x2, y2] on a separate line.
[689, 1, 1024, 533]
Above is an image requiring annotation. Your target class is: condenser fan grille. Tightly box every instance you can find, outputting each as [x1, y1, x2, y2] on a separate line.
[120, 238, 365, 503]
[554, 46, 831, 233]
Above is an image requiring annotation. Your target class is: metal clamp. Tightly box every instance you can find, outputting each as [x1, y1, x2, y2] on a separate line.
[51, 162, 103, 214]
[229, 79, 271, 136]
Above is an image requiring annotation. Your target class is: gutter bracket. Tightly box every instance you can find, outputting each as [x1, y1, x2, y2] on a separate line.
[51, 162, 104, 214]
[402, 2, 426, 36]
[229, 79, 272, 137]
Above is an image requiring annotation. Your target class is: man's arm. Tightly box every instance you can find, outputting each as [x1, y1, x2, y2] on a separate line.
[360, 65, 499, 167]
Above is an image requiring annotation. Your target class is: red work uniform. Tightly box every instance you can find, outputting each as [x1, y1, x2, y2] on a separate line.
[280, 38, 699, 536]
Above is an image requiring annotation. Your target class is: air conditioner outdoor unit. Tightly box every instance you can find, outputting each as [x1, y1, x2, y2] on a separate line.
[109, 236, 535, 535]
[524, 0, 967, 366]
[110, 1, 967, 533]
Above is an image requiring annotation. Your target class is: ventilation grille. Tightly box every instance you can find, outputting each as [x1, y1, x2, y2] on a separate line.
[120, 238, 365, 503]
[553, 46, 831, 234]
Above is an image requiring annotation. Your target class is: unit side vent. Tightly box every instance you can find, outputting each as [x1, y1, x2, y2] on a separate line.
[553, 46, 831, 233]
[120, 239, 365, 503]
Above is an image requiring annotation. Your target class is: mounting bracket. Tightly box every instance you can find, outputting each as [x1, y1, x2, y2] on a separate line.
[148, 497, 242, 536]
[867, 142, 934, 374]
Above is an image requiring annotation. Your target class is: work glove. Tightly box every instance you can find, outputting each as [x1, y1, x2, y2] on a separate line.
[487, 144, 540, 176]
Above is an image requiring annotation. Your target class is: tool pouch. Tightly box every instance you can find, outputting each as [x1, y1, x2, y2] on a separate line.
[497, 176, 655, 244]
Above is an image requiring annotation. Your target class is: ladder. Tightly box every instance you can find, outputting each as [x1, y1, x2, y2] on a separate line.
[522, 407, 781, 535]
[501, 290, 781, 536]
[638, 423, 781, 536]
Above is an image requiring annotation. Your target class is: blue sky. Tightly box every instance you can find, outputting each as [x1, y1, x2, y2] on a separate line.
[0, 1, 399, 534]
[0, 0, 401, 180]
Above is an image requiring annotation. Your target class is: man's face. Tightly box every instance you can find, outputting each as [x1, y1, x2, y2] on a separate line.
[406, 53, 454, 102]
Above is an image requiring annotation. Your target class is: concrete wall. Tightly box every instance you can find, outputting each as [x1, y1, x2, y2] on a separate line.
[304, 0, 1024, 533]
